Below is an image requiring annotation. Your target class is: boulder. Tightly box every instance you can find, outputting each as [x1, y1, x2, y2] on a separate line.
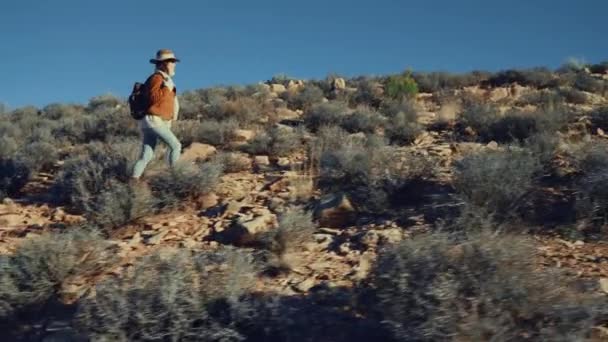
[332, 78, 347, 90]
[270, 84, 287, 94]
[233, 129, 255, 142]
[315, 193, 356, 228]
[181, 143, 217, 163]
[218, 208, 278, 245]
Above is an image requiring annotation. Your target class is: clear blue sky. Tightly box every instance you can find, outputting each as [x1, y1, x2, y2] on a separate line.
[1, 0, 605, 108]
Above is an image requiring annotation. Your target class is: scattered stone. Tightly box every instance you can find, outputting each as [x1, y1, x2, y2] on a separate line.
[315, 193, 356, 228]
[146, 230, 169, 245]
[128, 232, 142, 247]
[224, 201, 245, 216]
[196, 192, 219, 210]
[332, 78, 346, 90]
[234, 129, 255, 142]
[270, 84, 287, 94]
[293, 277, 316, 292]
[277, 158, 290, 167]
[600, 278, 608, 294]
[353, 252, 373, 280]
[217, 209, 277, 245]
[51, 208, 66, 221]
[276, 108, 300, 121]
[181, 143, 217, 163]
[254, 155, 270, 166]
[181, 238, 198, 249]
[486, 141, 499, 150]
[0, 214, 27, 227]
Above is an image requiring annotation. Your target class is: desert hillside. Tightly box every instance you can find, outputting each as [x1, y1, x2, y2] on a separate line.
[2, 64, 608, 341]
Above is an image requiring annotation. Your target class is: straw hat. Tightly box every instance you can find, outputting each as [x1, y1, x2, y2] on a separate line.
[149, 49, 181, 64]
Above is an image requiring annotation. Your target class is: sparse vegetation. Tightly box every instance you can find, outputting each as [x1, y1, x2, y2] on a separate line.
[453, 149, 541, 222]
[1, 62, 608, 341]
[76, 248, 254, 341]
[372, 232, 603, 341]
[0, 229, 117, 332]
[147, 160, 223, 209]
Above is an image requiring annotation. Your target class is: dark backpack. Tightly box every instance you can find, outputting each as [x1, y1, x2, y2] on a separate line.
[128, 81, 148, 120]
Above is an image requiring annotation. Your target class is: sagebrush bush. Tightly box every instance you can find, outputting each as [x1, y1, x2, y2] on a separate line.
[589, 106, 608, 132]
[413, 71, 491, 93]
[0, 157, 31, 200]
[210, 152, 251, 173]
[340, 106, 386, 134]
[575, 168, 608, 236]
[303, 101, 349, 132]
[559, 87, 589, 104]
[381, 99, 421, 145]
[460, 104, 572, 143]
[372, 232, 603, 341]
[589, 61, 608, 74]
[0, 229, 117, 321]
[148, 160, 223, 209]
[319, 135, 436, 213]
[76, 248, 254, 342]
[514, 89, 566, 108]
[348, 76, 384, 108]
[51, 143, 132, 212]
[0, 136, 18, 158]
[574, 73, 607, 94]
[483, 68, 557, 88]
[240, 126, 302, 157]
[453, 149, 541, 221]
[283, 84, 325, 110]
[88, 180, 158, 232]
[83, 108, 139, 142]
[261, 207, 316, 269]
[17, 141, 59, 172]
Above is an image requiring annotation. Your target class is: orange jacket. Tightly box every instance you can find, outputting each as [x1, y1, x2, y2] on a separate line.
[145, 72, 176, 121]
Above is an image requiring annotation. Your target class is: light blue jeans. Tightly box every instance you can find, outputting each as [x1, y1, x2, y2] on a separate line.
[132, 115, 182, 178]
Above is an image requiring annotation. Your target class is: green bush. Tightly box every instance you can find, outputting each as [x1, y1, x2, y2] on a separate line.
[76, 248, 254, 341]
[148, 160, 223, 209]
[372, 232, 603, 341]
[453, 149, 541, 221]
[385, 71, 418, 100]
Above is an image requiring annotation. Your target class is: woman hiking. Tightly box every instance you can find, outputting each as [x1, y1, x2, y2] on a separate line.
[132, 49, 182, 179]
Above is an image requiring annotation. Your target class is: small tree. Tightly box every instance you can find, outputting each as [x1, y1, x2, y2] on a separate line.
[385, 70, 419, 100]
